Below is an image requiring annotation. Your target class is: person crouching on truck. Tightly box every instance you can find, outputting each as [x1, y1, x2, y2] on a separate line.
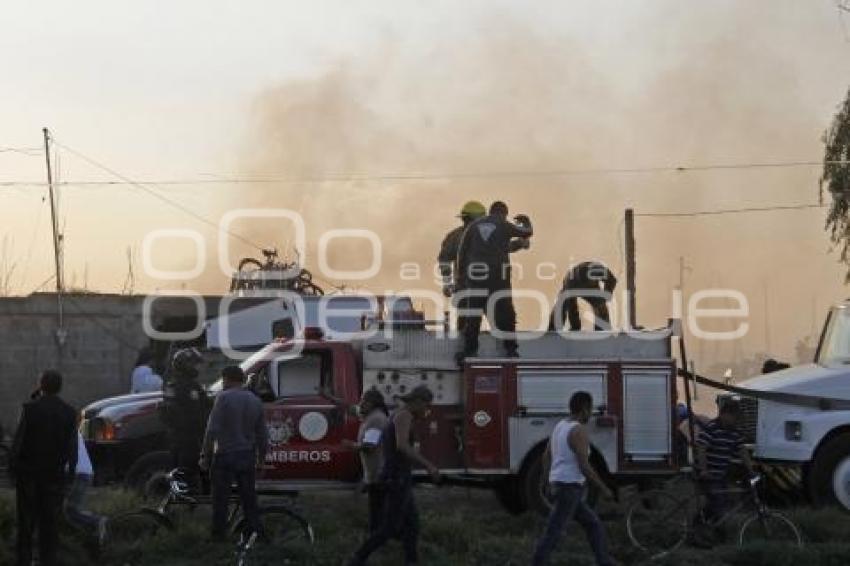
[346, 388, 390, 534]
[346, 385, 441, 566]
[531, 391, 615, 566]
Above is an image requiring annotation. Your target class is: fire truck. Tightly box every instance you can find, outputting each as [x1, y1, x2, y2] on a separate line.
[232, 309, 678, 513]
[82, 300, 680, 513]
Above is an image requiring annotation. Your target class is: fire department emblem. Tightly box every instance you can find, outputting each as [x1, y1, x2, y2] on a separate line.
[267, 417, 294, 446]
[473, 410, 492, 428]
[299, 411, 329, 442]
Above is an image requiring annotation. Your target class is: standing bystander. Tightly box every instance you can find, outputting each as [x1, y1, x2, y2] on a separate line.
[11, 370, 78, 566]
[200, 365, 268, 540]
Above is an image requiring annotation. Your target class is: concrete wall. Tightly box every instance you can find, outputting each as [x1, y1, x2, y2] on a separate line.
[0, 292, 227, 437]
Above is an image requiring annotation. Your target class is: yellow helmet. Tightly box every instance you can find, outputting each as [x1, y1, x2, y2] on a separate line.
[459, 200, 486, 219]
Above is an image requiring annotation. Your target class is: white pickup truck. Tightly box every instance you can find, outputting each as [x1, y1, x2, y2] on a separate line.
[735, 301, 850, 511]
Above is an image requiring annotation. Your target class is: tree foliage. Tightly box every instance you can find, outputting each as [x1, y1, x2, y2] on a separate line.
[822, 87, 850, 282]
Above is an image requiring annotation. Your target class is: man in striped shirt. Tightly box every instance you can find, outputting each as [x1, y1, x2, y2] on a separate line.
[694, 400, 753, 525]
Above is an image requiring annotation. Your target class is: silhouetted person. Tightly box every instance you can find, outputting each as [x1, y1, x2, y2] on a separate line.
[11, 370, 78, 566]
[160, 347, 209, 490]
[549, 261, 617, 331]
[456, 201, 532, 360]
[437, 201, 487, 298]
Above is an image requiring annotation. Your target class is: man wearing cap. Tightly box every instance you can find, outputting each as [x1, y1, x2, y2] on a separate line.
[347, 385, 440, 566]
[438, 201, 487, 298]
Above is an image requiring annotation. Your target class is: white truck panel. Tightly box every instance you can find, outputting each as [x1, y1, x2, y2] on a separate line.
[623, 368, 671, 460]
[508, 416, 618, 474]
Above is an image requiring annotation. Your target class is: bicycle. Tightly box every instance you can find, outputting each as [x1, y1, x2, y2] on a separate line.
[626, 472, 802, 559]
[230, 247, 324, 296]
[107, 469, 315, 555]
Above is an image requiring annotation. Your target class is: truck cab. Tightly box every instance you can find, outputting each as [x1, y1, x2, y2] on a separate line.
[737, 302, 850, 510]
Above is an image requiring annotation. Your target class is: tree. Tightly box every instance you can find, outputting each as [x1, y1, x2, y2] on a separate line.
[822, 87, 850, 281]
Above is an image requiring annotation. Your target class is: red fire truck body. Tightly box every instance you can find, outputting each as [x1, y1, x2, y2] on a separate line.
[243, 324, 679, 512]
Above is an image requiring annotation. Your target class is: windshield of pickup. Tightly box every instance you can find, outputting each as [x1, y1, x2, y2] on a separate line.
[206, 342, 287, 394]
[818, 307, 850, 366]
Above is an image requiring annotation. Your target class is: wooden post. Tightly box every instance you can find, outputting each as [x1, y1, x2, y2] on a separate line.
[625, 208, 636, 329]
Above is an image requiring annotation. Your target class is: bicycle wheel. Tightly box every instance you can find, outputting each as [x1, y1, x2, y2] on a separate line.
[107, 509, 174, 551]
[627, 489, 689, 557]
[232, 504, 315, 547]
[739, 510, 803, 547]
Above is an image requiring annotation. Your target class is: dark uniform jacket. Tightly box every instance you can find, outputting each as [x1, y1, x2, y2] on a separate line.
[456, 214, 532, 288]
[161, 373, 209, 441]
[11, 394, 77, 480]
[563, 261, 617, 293]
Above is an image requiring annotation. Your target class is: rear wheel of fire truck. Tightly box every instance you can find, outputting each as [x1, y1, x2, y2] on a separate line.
[232, 504, 315, 548]
[521, 446, 555, 516]
[626, 489, 689, 558]
[125, 450, 173, 493]
[495, 478, 526, 515]
[808, 432, 850, 512]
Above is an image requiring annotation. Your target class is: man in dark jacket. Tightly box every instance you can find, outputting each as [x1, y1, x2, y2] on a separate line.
[549, 261, 617, 332]
[456, 201, 533, 359]
[160, 347, 209, 490]
[11, 369, 78, 566]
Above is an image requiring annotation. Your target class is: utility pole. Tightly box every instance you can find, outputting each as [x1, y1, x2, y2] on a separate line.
[625, 209, 637, 329]
[43, 127, 66, 348]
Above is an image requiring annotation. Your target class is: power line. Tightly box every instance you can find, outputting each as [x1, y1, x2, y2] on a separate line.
[50, 139, 264, 251]
[1, 158, 850, 188]
[636, 203, 826, 218]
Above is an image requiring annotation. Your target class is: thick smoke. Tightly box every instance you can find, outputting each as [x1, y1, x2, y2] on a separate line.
[222, 9, 847, 379]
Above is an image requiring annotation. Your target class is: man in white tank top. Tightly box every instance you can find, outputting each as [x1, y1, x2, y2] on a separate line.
[531, 392, 616, 566]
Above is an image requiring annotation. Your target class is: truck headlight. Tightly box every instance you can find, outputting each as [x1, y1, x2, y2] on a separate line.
[784, 421, 802, 441]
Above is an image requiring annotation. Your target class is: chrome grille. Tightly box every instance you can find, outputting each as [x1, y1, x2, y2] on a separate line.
[738, 397, 758, 443]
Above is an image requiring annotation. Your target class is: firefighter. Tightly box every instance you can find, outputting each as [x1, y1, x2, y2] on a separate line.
[549, 261, 617, 332]
[160, 347, 209, 491]
[456, 201, 533, 360]
[437, 200, 487, 298]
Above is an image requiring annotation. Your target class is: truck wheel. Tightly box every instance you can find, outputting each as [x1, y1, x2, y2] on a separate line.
[495, 478, 526, 515]
[809, 433, 850, 512]
[521, 445, 610, 516]
[521, 447, 554, 516]
[124, 451, 172, 493]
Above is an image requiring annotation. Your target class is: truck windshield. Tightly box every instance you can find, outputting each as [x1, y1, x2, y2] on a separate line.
[206, 343, 286, 394]
[818, 307, 850, 366]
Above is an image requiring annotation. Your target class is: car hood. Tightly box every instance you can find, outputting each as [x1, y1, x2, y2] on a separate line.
[82, 391, 162, 418]
[737, 363, 850, 400]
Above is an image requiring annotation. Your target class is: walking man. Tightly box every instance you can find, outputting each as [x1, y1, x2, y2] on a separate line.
[531, 391, 615, 566]
[200, 365, 268, 540]
[456, 201, 532, 360]
[348, 388, 389, 533]
[11, 370, 78, 566]
[549, 261, 617, 331]
[346, 385, 440, 566]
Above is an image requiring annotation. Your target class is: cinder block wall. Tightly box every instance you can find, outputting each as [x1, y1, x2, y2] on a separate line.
[0, 293, 148, 436]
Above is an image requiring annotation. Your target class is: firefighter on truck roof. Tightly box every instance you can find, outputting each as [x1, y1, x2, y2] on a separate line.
[437, 200, 487, 298]
[455, 200, 533, 361]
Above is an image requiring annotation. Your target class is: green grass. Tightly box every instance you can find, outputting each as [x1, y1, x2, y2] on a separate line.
[1, 486, 850, 565]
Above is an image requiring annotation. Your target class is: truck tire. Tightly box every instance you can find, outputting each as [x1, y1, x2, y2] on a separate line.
[124, 451, 172, 493]
[494, 478, 526, 515]
[809, 432, 850, 512]
[521, 445, 610, 516]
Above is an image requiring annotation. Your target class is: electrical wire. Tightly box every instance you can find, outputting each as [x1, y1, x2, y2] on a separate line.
[1, 158, 850, 188]
[635, 203, 826, 218]
[50, 139, 265, 251]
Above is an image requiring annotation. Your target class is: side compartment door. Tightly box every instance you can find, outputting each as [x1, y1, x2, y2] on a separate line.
[464, 363, 509, 469]
[257, 349, 359, 482]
